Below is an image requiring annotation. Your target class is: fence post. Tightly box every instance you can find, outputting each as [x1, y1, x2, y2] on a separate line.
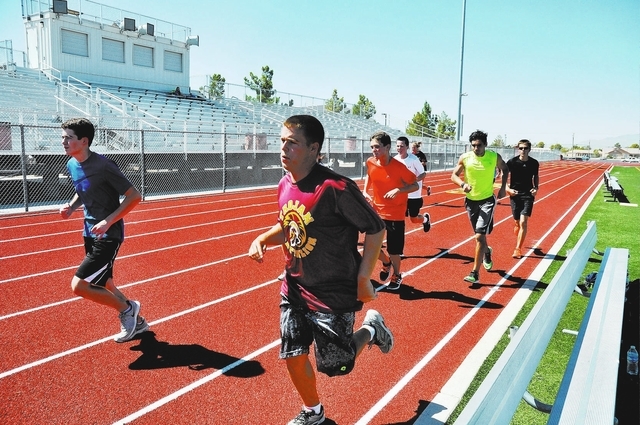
[19, 125, 29, 211]
[221, 124, 227, 192]
[140, 129, 146, 200]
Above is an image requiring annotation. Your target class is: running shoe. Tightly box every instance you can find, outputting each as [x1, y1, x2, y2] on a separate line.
[362, 309, 394, 353]
[483, 246, 493, 271]
[114, 300, 140, 343]
[464, 270, 479, 284]
[387, 274, 402, 290]
[427, 186, 432, 196]
[423, 213, 431, 232]
[115, 313, 148, 344]
[379, 262, 391, 281]
[512, 248, 522, 259]
[288, 406, 325, 425]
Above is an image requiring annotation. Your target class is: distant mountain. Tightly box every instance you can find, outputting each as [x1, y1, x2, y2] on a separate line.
[586, 134, 640, 149]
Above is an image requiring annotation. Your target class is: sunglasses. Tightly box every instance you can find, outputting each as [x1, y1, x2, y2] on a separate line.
[518, 147, 530, 151]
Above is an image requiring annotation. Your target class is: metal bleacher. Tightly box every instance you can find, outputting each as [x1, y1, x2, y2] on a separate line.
[0, 67, 60, 122]
[0, 65, 444, 156]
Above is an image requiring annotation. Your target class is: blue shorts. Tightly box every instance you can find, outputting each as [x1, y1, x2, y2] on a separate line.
[279, 295, 356, 377]
[75, 237, 121, 287]
[464, 196, 496, 235]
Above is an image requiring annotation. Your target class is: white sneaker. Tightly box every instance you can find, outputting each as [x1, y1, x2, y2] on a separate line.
[362, 309, 394, 353]
[114, 300, 141, 343]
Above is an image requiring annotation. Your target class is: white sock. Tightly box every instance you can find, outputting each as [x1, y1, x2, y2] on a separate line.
[304, 403, 322, 414]
[363, 325, 376, 341]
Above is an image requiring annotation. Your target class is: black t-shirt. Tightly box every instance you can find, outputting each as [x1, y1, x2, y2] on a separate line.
[278, 164, 385, 313]
[507, 156, 539, 194]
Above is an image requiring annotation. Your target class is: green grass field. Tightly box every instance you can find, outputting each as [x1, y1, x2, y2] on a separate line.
[447, 165, 640, 424]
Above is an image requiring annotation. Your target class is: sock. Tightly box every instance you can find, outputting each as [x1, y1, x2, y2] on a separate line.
[363, 325, 376, 341]
[304, 403, 322, 414]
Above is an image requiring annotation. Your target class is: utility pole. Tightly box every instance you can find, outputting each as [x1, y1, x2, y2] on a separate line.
[455, 0, 467, 142]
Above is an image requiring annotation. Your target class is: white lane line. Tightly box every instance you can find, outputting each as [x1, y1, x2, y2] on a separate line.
[0, 225, 271, 284]
[0, 278, 278, 379]
[112, 340, 281, 425]
[356, 174, 603, 424]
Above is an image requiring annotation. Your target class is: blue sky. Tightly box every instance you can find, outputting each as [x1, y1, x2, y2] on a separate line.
[1, 0, 639, 148]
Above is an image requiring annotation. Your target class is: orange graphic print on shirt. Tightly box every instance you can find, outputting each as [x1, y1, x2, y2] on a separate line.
[280, 200, 317, 259]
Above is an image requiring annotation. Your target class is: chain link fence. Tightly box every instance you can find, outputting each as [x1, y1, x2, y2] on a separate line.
[0, 121, 470, 213]
[0, 121, 558, 214]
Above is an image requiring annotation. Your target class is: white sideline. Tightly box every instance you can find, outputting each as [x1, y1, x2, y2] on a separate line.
[414, 176, 602, 424]
[0, 165, 603, 423]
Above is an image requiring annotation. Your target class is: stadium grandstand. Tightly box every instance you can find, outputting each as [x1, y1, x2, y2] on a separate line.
[0, 0, 558, 213]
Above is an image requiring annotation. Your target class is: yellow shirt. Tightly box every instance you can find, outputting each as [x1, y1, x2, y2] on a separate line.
[461, 150, 497, 201]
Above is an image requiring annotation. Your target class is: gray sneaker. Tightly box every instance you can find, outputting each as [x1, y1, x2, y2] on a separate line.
[288, 406, 325, 425]
[362, 309, 394, 353]
[114, 300, 141, 343]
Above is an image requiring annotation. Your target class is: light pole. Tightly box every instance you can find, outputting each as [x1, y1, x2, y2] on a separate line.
[382, 113, 388, 127]
[456, 0, 467, 142]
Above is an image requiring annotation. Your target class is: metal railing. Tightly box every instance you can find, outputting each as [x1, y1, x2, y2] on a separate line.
[0, 122, 479, 213]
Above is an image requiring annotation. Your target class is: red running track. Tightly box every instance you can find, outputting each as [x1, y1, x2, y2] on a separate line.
[0, 160, 609, 424]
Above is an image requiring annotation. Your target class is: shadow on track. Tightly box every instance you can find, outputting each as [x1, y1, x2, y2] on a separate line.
[128, 332, 265, 377]
[383, 399, 439, 424]
[374, 282, 503, 309]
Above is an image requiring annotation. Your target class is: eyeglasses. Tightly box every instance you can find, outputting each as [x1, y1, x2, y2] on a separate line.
[518, 147, 530, 150]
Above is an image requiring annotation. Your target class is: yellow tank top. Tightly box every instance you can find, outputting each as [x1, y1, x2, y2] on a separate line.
[461, 150, 497, 201]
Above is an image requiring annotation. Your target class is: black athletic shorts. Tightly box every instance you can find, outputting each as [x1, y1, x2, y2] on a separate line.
[383, 219, 405, 255]
[405, 198, 424, 218]
[510, 193, 535, 220]
[75, 237, 121, 287]
[279, 295, 357, 377]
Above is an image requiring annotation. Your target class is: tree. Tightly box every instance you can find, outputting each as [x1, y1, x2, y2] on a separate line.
[406, 101, 438, 137]
[435, 112, 456, 139]
[536, 141, 545, 148]
[325, 89, 347, 113]
[244, 65, 279, 104]
[629, 143, 639, 148]
[490, 135, 505, 147]
[352, 94, 376, 119]
[550, 143, 563, 151]
[200, 74, 226, 99]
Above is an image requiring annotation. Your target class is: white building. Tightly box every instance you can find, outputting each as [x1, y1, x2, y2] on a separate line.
[21, 0, 199, 93]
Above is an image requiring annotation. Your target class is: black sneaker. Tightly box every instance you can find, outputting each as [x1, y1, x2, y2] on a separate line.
[362, 309, 394, 353]
[423, 213, 431, 232]
[288, 406, 325, 425]
[427, 186, 432, 196]
[379, 262, 391, 281]
[463, 270, 479, 284]
[387, 274, 402, 290]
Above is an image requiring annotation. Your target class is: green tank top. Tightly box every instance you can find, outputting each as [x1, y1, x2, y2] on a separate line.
[461, 150, 497, 201]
